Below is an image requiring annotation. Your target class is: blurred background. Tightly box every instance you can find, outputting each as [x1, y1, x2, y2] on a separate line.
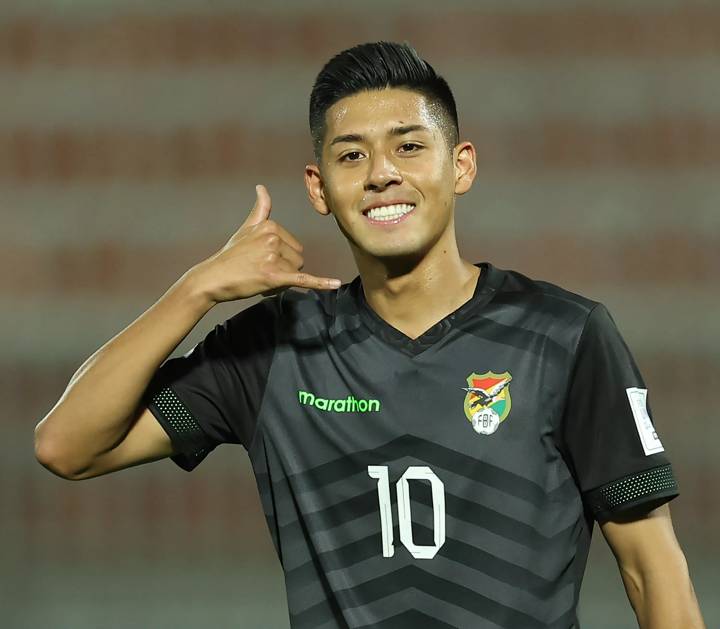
[3, 1, 718, 627]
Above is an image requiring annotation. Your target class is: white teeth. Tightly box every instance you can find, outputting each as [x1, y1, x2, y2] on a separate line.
[367, 203, 415, 221]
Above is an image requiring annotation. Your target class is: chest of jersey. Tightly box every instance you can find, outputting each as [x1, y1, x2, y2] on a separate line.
[260, 321, 568, 477]
[248, 321, 584, 627]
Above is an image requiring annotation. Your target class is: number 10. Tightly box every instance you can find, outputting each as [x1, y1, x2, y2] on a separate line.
[367, 465, 446, 560]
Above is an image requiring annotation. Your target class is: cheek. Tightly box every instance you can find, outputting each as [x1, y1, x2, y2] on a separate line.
[413, 159, 453, 197]
[323, 175, 362, 216]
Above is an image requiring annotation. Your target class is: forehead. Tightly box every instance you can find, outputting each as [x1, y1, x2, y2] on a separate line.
[325, 88, 440, 138]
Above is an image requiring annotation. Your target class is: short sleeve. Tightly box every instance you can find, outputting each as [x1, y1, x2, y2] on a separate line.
[560, 303, 679, 522]
[142, 295, 280, 472]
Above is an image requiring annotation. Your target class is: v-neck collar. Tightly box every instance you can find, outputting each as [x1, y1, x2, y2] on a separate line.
[349, 262, 503, 357]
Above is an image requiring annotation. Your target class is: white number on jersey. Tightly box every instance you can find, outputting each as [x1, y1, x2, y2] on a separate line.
[367, 465, 446, 560]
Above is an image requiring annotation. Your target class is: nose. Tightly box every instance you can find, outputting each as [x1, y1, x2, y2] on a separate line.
[365, 153, 402, 191]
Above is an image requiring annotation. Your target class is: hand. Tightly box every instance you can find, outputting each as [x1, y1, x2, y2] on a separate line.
[190, 185, 342, 305]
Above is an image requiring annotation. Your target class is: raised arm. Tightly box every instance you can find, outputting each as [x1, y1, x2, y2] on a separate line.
[33, 269, 214, 480]
[34, 185, 341, 480]
[600, 503, 705, 629]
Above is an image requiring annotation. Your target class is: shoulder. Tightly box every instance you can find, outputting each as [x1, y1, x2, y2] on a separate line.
[492, 263, 601, 323]
[275, 282, 347, 322]
[483, 263, 612, 357]
[220, 280, 359, 345]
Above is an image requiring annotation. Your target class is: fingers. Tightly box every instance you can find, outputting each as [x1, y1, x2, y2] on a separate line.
[244, 184, 272, 227]
[277, 240, 303, 270]
[270, 270, 342, 291]
[241, 186, 303, 253]
[239, 184, 341, 291]
[271, 221, 304, 254]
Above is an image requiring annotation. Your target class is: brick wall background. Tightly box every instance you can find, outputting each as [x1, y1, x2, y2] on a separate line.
[4, 1, 719, 627]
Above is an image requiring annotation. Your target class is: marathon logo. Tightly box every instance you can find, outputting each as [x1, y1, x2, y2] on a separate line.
[298, 389, 381, 413]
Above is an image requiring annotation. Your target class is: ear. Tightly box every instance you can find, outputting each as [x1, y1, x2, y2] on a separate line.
[305, 164, 331, 216]
[453, 141, 477, 196]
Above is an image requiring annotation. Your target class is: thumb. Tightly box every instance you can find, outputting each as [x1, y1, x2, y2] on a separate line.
[244, 184, 272, 226]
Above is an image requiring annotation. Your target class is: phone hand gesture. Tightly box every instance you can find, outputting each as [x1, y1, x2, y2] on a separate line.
[191, 185, 341, 304]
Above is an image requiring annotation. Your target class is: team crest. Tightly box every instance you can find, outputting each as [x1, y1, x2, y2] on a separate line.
[461, 371, 513, 435]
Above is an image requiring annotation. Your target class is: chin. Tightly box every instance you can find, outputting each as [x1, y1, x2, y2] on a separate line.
[362, 240, 432, 264]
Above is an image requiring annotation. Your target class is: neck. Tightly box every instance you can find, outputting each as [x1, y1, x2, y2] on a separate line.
[352, 229, 480, 340]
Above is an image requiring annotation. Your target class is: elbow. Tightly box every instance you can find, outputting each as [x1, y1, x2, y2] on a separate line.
[34, 424, 82, 481]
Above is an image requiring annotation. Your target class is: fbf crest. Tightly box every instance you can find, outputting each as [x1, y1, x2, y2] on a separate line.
[461, 371, 513, 435]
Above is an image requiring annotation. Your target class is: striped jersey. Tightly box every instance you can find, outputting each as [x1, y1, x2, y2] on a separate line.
[144, 261, 679, 628]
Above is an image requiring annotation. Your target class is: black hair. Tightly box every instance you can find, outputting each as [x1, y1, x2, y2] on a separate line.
[309, 41, 459, 164]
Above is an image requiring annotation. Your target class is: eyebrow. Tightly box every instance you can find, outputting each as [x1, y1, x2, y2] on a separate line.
[329, 124, 431, 148]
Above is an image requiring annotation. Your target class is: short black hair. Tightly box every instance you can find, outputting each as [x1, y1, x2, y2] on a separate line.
[309, 41, 459, 164]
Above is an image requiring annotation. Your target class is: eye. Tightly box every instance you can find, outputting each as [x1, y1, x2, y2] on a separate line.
[340, 151, 364, 162]
[399, 142, 422, 153]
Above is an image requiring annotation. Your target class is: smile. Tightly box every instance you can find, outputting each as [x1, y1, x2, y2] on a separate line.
[363, 203, 416, 224]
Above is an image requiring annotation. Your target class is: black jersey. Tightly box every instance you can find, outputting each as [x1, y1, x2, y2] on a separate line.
[143, 261, 678, 629]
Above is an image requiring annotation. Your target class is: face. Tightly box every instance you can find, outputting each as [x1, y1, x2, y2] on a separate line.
[305, 88, 476, 264]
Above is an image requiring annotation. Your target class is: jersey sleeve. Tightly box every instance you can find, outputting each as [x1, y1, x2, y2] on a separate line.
[141, 295, 280, 472]
[560, 303, 679, 522]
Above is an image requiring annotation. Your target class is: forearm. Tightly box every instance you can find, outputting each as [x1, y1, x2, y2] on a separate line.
[34, 268, 215, 474]
[620, 552, 705, 629]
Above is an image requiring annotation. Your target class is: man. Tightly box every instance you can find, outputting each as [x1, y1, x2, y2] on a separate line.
[35, 41, 704, 628]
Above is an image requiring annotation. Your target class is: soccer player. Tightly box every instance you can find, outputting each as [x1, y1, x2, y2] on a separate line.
[35, 42, 704, 628]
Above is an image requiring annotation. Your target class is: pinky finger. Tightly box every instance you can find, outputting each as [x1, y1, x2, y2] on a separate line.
[281, 271, 342, 290]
